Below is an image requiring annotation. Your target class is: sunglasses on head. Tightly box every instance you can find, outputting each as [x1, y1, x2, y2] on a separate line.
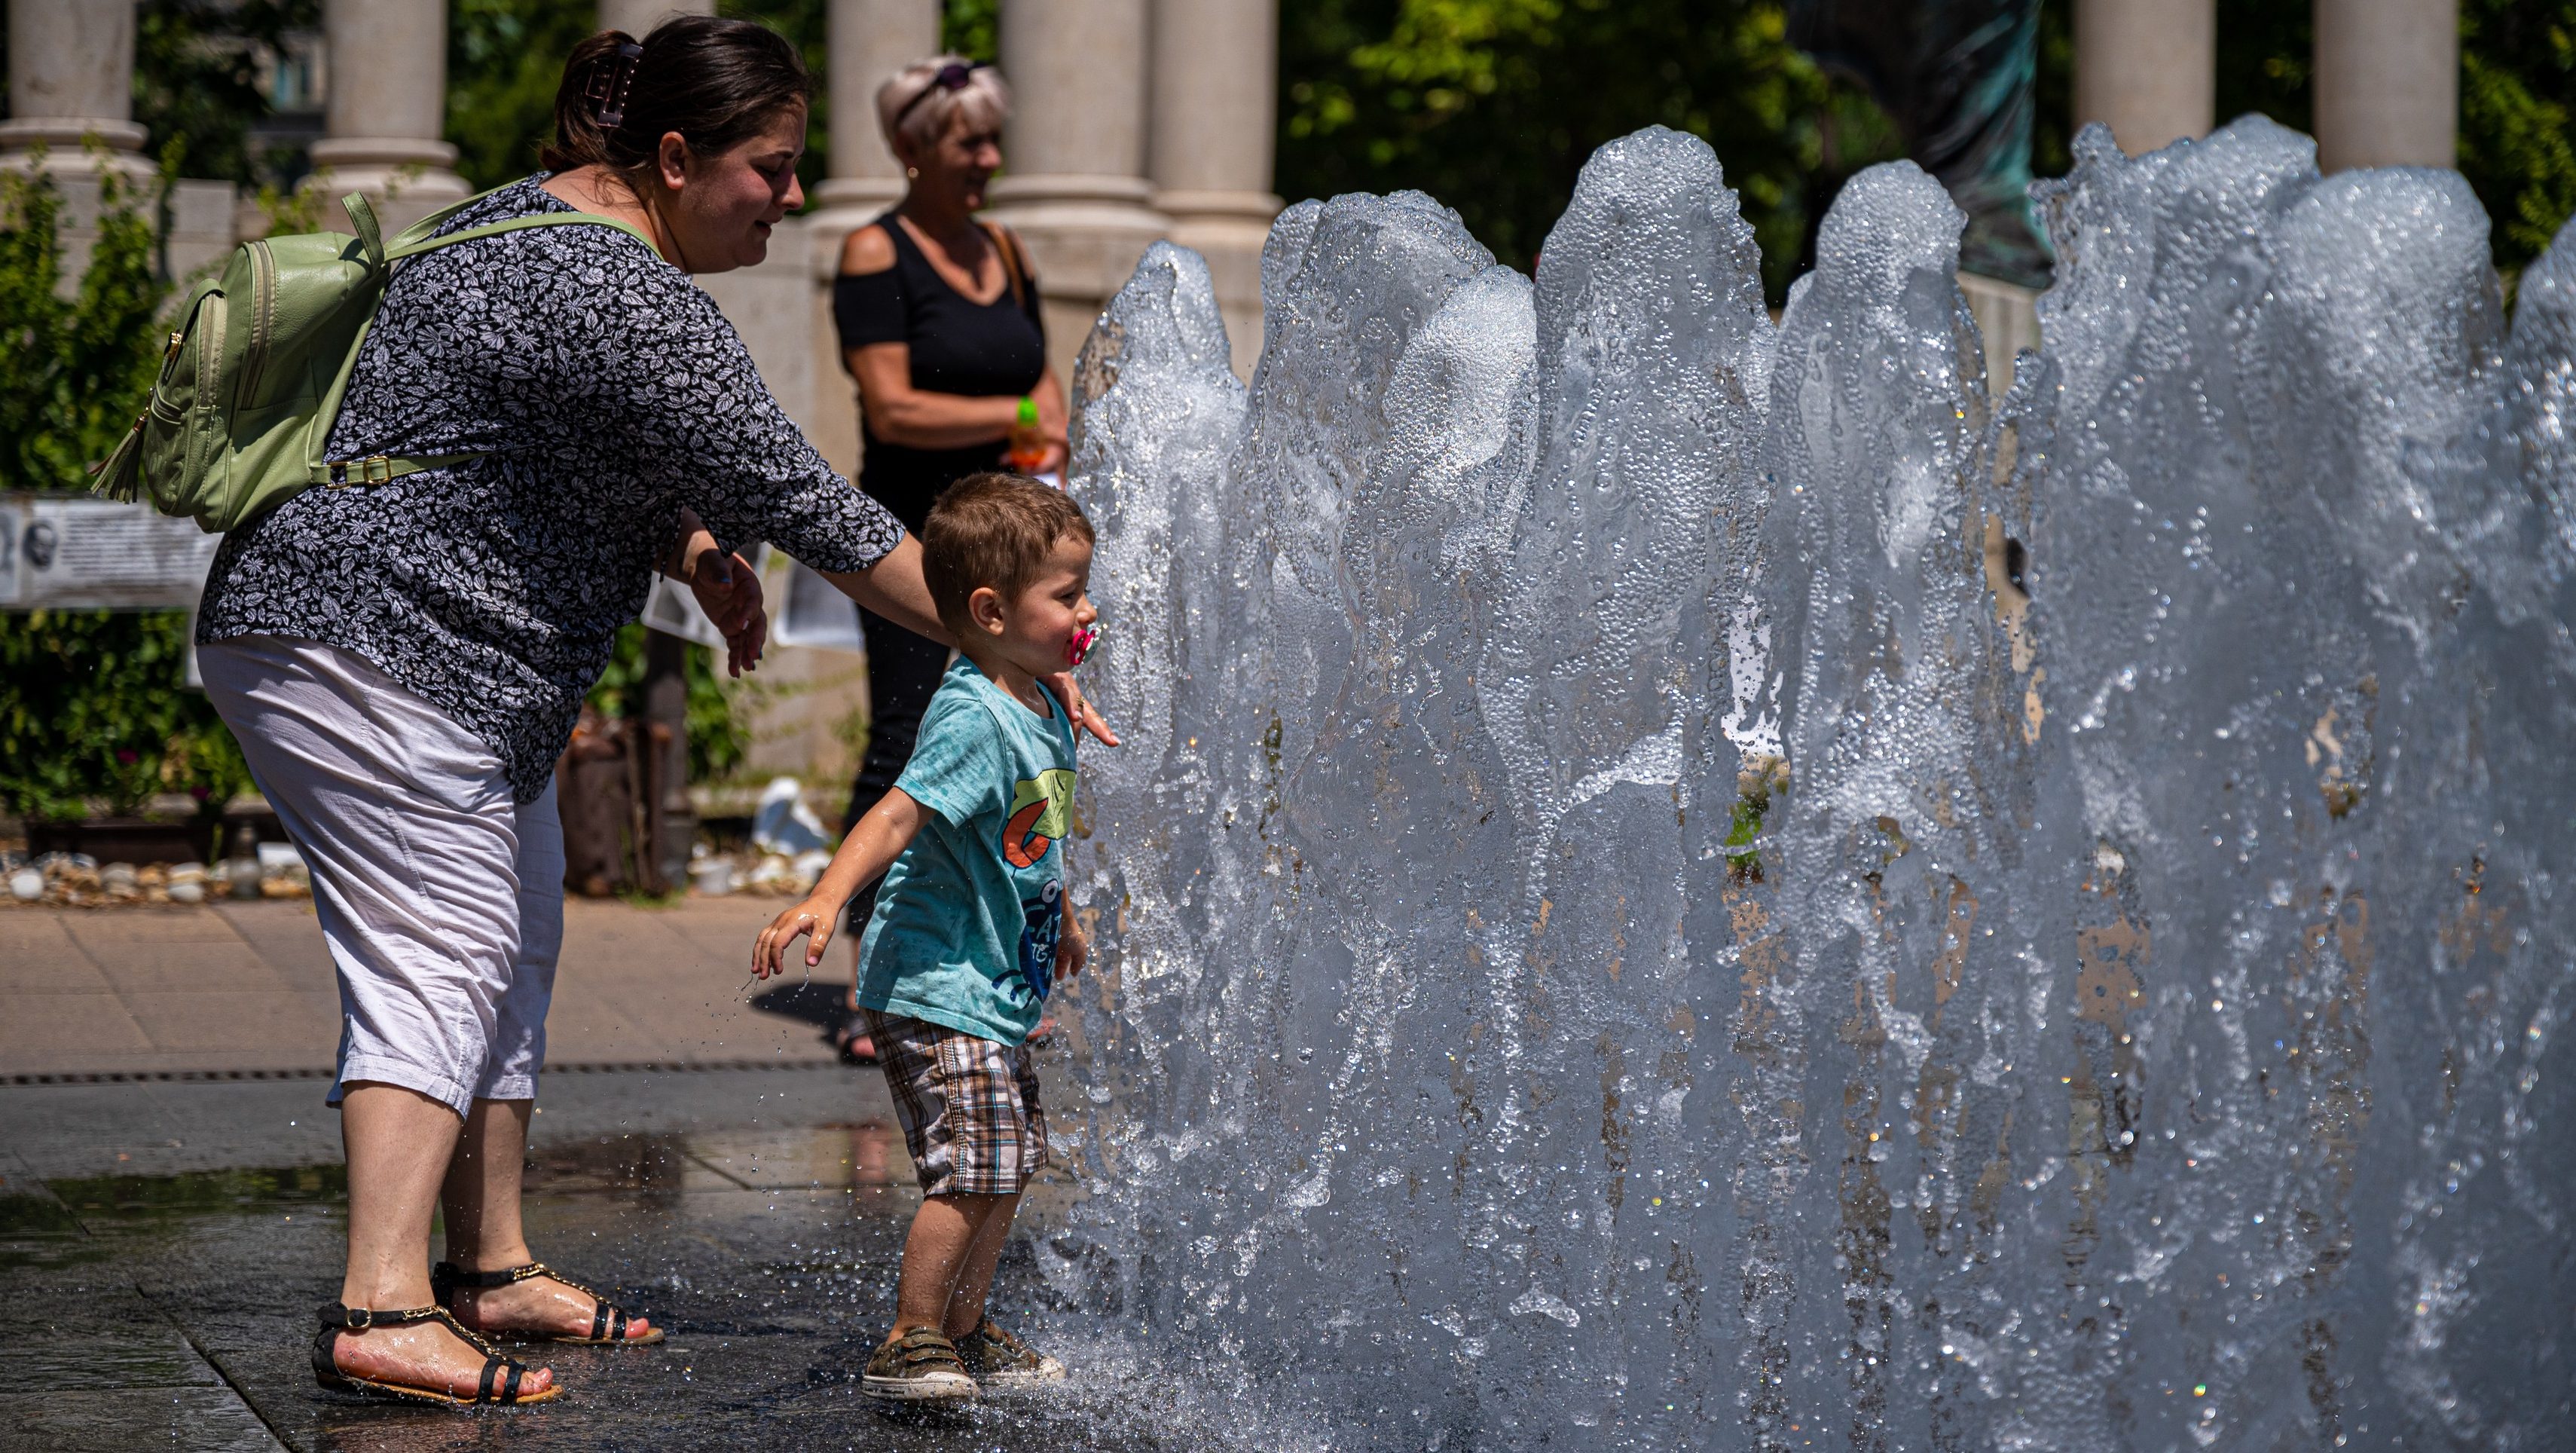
[894, 61, 990, 125]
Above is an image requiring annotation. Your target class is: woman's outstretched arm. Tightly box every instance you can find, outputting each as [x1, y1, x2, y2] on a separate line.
[823, 539, 1117, 745]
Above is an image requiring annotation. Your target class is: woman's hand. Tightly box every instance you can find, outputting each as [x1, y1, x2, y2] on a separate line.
[1044, 669, 1119, 747]
[753, 895, 844, 979]
[685, 543, 768, 678]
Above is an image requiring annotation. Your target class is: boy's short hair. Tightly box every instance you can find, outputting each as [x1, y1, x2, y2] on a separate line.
[921, 473, 1095, 638]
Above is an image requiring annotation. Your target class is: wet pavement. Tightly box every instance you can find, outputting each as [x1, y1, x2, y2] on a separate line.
[0, 1066, 1240, 1453]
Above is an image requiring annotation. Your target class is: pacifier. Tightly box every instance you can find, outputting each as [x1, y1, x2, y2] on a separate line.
[1066, 623, 1102, 667]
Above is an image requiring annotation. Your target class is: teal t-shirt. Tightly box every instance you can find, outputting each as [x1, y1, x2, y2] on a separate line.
[856, 657, 1079, 1045]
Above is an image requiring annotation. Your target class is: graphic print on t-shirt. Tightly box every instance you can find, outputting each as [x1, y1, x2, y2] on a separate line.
[1003, 767, 1077, 868]
[1001, 768, 1075, 1008]
[1017, 878, 1063, 1005]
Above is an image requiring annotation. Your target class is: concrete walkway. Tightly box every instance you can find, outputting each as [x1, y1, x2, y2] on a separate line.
[0, 898, 854, 1081]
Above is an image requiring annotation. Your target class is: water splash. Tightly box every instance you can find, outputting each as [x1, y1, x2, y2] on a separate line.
[1059, 121, 2576, 1449]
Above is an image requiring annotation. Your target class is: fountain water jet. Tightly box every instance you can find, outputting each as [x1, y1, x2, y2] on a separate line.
[1052, 118, 2576, 1449]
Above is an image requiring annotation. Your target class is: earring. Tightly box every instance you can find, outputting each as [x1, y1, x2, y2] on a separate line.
[906, 167, 918, 179]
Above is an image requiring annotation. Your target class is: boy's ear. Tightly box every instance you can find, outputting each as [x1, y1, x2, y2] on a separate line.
[967, 584, 1008, 636]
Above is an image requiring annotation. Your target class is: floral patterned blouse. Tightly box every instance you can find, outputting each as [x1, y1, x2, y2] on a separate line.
[200, 176, 901, 803]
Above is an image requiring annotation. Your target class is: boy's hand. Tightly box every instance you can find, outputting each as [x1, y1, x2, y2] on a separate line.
[1057, 913, 1088, 982]
[753, 896, 842, 979]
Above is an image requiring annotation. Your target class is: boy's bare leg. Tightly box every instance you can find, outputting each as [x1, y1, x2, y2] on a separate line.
[940, 1191, 1020, 1340]
[892, 1192, 1007, 1337]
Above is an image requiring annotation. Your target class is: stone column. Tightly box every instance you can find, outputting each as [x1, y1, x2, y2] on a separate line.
[1151, 0, 1280, 375]
[985, 0, 1169, 381]
[2073, 0, 2214, 156]
[598, 0, 714, 40]
[308, 0, 470, 230]
[806, 0, 941, 239]
[2315, 0, 2458, 172]
[795, 0, 943, 476]
[0, 0, 151, 178]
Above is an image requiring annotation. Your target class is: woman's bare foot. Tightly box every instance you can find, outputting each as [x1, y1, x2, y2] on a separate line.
[449, 1270, 657, 1342]
[328, 1319, 556, 1399]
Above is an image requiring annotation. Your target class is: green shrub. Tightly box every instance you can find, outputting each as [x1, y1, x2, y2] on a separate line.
[0, 154, 170, 491]
[0, 153, 247, 825]
[0, 608, 251, 823]
[585, 624, 752, 785]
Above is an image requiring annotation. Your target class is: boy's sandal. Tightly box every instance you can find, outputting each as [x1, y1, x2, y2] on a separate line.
[310, 1302, 559, 1407]
[860, 1326, 979, 1403]
[431, 1260, 668, 1346]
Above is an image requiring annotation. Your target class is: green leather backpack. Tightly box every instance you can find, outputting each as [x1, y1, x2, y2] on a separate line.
[91, 188, 655, 534]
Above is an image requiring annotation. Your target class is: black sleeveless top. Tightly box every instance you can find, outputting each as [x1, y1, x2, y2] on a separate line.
[830, 216, 1047, 529]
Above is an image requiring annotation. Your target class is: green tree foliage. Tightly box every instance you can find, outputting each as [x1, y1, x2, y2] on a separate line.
[945, 0, 999, 62]
[133, 0, 321, 189]
[2457, 0, 2575, 271]
[1283, 1, 2571, 297]
[0, 162, 170, 491]
[446, 0, 613, 191]
[2206, 0, 2568, 277]
[1278, 0, 1893, 299]
[445, 0, 847, 197]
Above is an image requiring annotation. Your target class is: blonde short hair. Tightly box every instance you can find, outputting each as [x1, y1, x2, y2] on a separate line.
[875, 55, 1011, 158]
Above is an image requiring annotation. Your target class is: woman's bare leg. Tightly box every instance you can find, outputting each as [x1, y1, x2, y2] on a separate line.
[327, 1082, 556, 1397]
[439, 1097, 533, 1270]
[437, 1097, 655, 1341]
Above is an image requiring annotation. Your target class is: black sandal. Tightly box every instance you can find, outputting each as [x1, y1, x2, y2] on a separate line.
[432, 1261, 667, 1346]
[311, 1302, 559, 1406]
[830, 1014, 879, 1066]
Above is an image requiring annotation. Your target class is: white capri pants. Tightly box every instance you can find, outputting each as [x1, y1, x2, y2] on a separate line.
[199, 635, 563, 1117]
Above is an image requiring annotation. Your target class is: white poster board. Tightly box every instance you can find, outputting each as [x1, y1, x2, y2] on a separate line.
[0, 495, 222, 610]
[769, 558, 865, 653]
[640, 544, 872, 656]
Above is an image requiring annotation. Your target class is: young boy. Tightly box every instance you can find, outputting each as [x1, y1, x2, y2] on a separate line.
[753, 472, 1097, 1403]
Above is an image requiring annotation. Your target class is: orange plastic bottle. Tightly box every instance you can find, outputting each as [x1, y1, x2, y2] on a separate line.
[1006, 395, 1050, 476]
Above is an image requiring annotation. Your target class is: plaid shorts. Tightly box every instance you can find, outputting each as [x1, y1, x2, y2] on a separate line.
[860, 1009, 1050, 1197]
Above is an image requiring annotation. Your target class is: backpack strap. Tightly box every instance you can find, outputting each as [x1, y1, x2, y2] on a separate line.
[345, 186, 661, 269]
[386, 210, 659, 262]
[304, 189, 661, 490]
[977, 219, 1031, 314]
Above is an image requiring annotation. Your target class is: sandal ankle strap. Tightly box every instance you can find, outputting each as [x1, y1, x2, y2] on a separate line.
[316, 1302, 499, 1356]
[317, 1302, 441, 1332]
[433, 1259, 600, 1297]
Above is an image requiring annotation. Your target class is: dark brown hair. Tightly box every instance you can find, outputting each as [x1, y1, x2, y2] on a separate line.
[922, 473, 1095, 638]
[543, 15, 811, 173]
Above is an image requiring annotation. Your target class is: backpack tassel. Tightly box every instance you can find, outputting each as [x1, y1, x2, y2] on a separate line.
[88, 414, 147, 502]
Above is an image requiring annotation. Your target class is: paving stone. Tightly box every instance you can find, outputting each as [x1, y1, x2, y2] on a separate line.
[0, 916, 115, 995]
[0, 1385, 287, 1451]
[120, 992, 340, 1062]
[0, 993, 155, 1070]
[5, 901, 855, 1078]
[0, 1064, 1238, 1452]
[206, 904, 337, 990]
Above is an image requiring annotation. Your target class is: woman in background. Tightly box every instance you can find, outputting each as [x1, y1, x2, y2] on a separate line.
[828, 57, 1068, 1063]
